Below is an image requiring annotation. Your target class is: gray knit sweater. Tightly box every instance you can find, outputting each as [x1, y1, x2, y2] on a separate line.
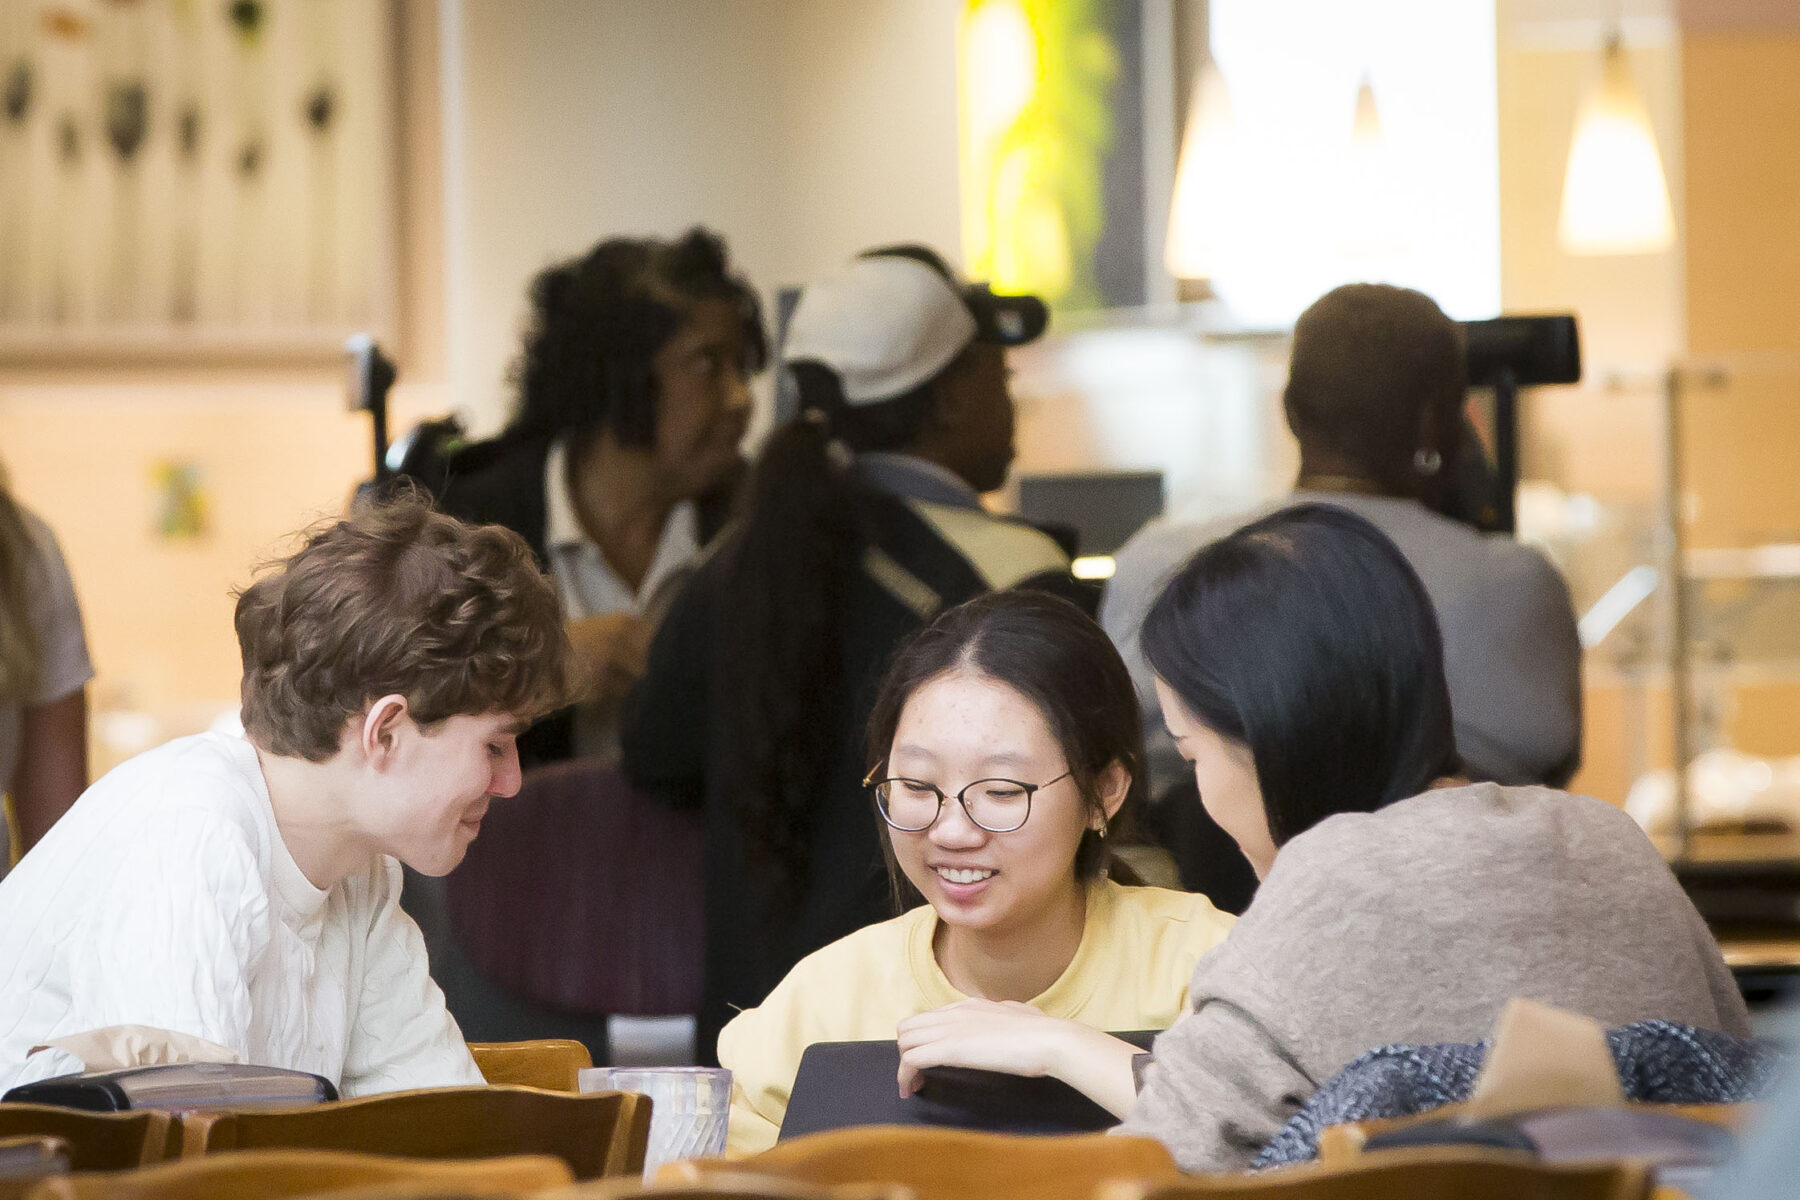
[1117, 783, 1749, 1172]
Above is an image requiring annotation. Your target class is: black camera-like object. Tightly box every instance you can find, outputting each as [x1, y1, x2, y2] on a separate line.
[346, 333, 398, 488]
[1464, 315, 1581, 391]
[1451, 314, 1581, 534]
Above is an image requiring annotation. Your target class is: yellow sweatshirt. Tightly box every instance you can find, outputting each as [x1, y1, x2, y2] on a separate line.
[717, 880, 1235, 1155]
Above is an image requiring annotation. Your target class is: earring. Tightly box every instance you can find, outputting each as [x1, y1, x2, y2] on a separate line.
[1094, 821, 1108, 840]
[1413, 447, 1442, 477]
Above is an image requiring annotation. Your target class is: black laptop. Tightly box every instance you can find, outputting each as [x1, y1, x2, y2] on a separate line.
[778, 1033, 1157, 1141]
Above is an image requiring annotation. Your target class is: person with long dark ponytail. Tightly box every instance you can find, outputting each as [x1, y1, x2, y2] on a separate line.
[621, 247, 1075, 1063]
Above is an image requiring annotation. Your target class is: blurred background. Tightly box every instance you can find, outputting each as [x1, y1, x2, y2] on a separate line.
[0, 0, 1795, 828]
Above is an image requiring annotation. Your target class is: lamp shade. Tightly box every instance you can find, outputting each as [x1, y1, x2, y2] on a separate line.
[1342, 74, 1404, 256]
[1164, 61, 1238, 282]
[1557, 35, 1674, 255]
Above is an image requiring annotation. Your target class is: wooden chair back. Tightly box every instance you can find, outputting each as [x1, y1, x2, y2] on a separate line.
[542, 1178, 915, 1200]
[0, 1137, 71, 1200]
[0, 1137, 70, 1180]
[0, 1107, 171, 1171]
[468, 1041, 594, 1093]
[660, 1127, 1178, 1200]
[178, 1087, 649, 1180]
[1099, 1147, 1652, 1200]
[1316, 1100, 1761, 1164]
[23, 1148, 571, 1200]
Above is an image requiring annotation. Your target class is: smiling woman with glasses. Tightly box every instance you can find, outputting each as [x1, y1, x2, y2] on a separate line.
[714, 591, 1236, 1154]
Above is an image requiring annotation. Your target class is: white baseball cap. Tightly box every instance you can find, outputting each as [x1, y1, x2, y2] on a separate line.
[782, 252, 1047, 405]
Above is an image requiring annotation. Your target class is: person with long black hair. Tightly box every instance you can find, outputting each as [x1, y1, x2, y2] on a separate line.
[1112, 504, 1745, 1171]
[433, 228, 765, 765]
[620, 247, 1075, 1063]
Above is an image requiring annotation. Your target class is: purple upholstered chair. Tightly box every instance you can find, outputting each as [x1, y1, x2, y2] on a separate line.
[445, 756, 704, 1022]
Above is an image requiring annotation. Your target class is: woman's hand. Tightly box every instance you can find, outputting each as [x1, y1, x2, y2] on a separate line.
[895, 999, 1144, 1117]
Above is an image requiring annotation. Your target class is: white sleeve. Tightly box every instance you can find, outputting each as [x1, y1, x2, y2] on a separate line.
[337, 860, 482, 1096]
[22, 514, 94, 706]
[18, 809, 266, 1082]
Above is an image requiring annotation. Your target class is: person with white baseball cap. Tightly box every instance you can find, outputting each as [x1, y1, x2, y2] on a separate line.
[622, 245, 1077, 1064]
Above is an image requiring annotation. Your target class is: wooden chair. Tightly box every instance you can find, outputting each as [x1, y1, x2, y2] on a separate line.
[468, 1041, 594, 1093]
[0, 1107, 171, 1171]
[177, 1087, 650, 1180]
[306, 1176, 914, 1200]
[1098, 1147, 1652, 1200]
[23, 1148, 571, 1200]
[0, 1137, 71, 1200]
[659, 1127, 1179, 1200]
[1315, 1100, 1761, 1165]
[542, 1179, 915, 1200]
[0, 1137, 70, 1180]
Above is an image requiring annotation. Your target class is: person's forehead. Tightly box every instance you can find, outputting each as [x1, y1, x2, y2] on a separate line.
[451, 711, 530, 736]
[898, 673, 1056, 744]
[674, 296, 745, 340]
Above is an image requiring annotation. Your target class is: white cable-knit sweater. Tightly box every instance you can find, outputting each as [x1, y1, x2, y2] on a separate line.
[0, 731, 484, 1096]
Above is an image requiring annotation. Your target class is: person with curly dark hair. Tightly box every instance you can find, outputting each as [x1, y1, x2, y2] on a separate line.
[434, 228, 766, 765]
[0, 493, 572, 1096]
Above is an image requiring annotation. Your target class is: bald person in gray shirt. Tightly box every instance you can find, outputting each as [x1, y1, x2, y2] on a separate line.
[1103, 284, 1582, 795]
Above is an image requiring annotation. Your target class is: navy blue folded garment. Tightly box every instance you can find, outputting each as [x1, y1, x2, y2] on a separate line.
[1253, 1020, 1783, 1169]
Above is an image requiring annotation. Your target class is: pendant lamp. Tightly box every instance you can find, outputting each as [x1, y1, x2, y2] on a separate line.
[1558, 32, 1674, 255]
[1342, 73, 1403, 256]
[1164, 60, 1237, 282]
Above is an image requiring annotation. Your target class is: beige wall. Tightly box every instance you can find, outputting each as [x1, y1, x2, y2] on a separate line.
[0, 376, 447, 764]
[443, 0, 787, 433]
[444, 0, 964, 434]
[1679, 32, 1800, 550]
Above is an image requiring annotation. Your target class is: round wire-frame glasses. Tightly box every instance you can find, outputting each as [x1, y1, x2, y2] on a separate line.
[863, 764, 1074, 833]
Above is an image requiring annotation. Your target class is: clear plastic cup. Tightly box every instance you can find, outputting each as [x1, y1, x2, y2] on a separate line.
[580, 1065, 732, 1179]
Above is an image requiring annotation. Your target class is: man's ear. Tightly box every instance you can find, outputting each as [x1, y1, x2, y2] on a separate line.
[359, 694, 411, 769]
[1095, 759, 1132, 826]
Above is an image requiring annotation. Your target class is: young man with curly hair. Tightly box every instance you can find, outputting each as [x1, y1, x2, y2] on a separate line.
[0, 494, 571, 1096]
